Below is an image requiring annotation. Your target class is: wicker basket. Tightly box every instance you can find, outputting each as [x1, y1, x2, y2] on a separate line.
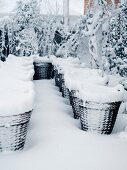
[51, 65, 54, 79]
[69, 91, 73, 105]
[69, 90, 81, 119]
[61, 83, 70, 99]
[79, 101, 121, 134]
[54, 70, 61, 87]
[34, 62, 53, 80]
[59, 74, 64, 92]
[54, 70, 69, 98]
[54, 68, 57, 78]
[0, 111, 32, 152]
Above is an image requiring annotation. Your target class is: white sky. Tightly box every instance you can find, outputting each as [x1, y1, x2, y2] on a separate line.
[0, 0, 84, 15]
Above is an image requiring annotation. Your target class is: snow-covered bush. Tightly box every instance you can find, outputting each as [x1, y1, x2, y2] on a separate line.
[104, 5, 127, 77]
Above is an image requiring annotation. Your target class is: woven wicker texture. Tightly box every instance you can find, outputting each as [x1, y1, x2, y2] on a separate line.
[59, 74, 64, 92]
[69, 91, 73, 105]
[34, 62, 53, 80]
[69, 90, 80, 119]
[51, 65, 54, 79]
[61, 84, 70, 99]
[54, 70, 70, 99]
[0, 111, 32, 152]
[79, 101, 121, 134]
[54, 70, 62, 87]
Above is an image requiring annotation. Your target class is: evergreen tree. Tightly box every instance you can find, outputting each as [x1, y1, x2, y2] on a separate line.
[14, 0, 41, 30]
[105, 5, 127, 77]
[12, 0, 40, 56]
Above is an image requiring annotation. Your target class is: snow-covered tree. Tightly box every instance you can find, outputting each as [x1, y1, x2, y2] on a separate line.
[37, 4, 63, 57]
[79, 0, 118, 69]
[104, 5, 127, 77]
[56, 16, 87, 58]
[11, 0, 41, 56]
[11, 0, 62, 57]
[16, 28, 38, 56]
[0, 18, 10, 60]
[14, 0, 41, 30]
[0, 26, 3, 60]
[38, 15, 58, 56]
[56, 0, 112, 64]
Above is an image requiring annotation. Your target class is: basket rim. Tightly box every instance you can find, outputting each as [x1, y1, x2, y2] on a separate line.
[79, 100, 121, 106]
[34, 61, 52, 65]
[0, 110, 33, 118]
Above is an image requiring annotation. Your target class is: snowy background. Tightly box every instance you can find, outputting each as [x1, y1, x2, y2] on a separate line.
[0, 0, 84, 15]
[0, 1, 127, 170]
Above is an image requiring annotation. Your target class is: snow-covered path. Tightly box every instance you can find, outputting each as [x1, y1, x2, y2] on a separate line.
[0, 80, 127, 170]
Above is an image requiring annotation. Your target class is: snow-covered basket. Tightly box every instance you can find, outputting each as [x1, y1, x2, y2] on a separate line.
[33, 56, 53, 80]
[54, 68, 69, 98]
[0, 55, 35, 151]
[79, 101, 121, 134]
[53, 57, 83, 94]
[34, 62, 53, 80]
[59, 75, 69, 98]
[69, 90, 81, 119]
[77, 84, 124, 134]
[0, 111, 32, 152]
[54, 69, 63, 88]
[63, 68, 109, 119]
[61, 83, 70, 99]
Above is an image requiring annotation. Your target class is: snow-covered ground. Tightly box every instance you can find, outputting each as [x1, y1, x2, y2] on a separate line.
[0, 79, 127, 170]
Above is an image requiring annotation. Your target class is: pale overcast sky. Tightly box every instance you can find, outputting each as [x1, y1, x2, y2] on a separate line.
[0, 0, 84, 15]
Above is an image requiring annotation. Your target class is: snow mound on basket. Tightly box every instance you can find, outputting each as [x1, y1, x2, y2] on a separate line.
[1, 54, 35, 81]
[62, 67, 124, 103]
[0, 87, 35, 116]
[7, 54, 34, 66]
[76, 84, 124, 103]
[0, 54, 35, 116]
[53, 57, 85, 75]
[52, 56, 81, 67]
[64, 68, 109, 91]
[33, 55, 53, 63]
